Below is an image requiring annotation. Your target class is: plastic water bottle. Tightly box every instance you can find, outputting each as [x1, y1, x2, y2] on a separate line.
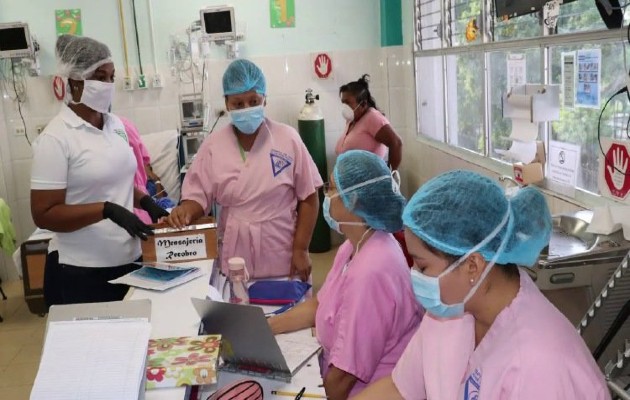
[228, 257, 249, 304]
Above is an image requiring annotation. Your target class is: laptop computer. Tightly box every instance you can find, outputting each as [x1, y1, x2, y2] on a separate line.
[192, 298, 300, 382]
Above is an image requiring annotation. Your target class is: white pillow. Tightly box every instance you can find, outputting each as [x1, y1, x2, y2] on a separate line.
[141, 130, 181, 202]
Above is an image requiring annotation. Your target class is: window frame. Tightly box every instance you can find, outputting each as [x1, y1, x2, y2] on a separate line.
[413, 0, 629, 202]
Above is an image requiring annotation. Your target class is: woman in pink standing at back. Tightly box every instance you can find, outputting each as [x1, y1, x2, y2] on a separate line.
[335, 75, 402, 170]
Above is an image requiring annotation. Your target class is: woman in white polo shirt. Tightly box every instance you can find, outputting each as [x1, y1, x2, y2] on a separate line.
[30, 35, 168, 306]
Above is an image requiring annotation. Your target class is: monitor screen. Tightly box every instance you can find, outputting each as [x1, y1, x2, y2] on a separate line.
[185, 137, 202, 159]
[182, 100, 203, 120]
[203, 10, 233, 35]
[495, 0, 577, 19]
[0, 27, 28, 52]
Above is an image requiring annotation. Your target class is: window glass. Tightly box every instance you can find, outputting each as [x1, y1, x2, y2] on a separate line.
[416, 56, 445, 141]
[489, 48, 543, 159]
[446, 52, 485, 153]
[550, 42, 630, 193]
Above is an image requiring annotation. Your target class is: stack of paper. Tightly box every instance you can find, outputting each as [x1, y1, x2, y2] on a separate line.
[31, 319, 151, 400]
[109, 262, 203, 291]
[275, 328, 321, 375]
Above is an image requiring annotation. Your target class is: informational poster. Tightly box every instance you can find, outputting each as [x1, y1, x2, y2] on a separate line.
[561, 52, 575, 108]
[549, 140, 580, 187]
[576, 48, 601, 108]
[507, 53, 526, 92]
[55, 9, 82, 36]
[599, 139, 630, 202]
[270, 0, 295, 28]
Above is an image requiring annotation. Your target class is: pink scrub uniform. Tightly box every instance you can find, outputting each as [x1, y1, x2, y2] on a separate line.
[121, 117, 152, 224]
[316, 231, 422, 397]
[391, 269, 610, 400]
[335, 108, 390, 159]
[182, 119, 322, 278]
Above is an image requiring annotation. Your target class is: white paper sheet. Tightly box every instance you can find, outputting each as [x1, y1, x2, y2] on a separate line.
[588, 205, 630, 240]
[31, 319, 151, 400]
[495, 140, 538, 164]
[510, 119, 539, 142]
[275, 328, 321, 375]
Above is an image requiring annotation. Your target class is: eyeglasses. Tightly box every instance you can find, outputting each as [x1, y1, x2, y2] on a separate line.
[321, 182, 337, 196]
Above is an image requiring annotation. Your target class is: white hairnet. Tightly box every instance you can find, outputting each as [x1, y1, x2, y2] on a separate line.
[56, 35, 113, 80]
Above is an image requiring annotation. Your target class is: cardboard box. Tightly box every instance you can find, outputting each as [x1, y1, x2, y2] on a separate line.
[141, 216, 218, 263]
[512, 141, 546, 186]
[146, 335, 221, 390]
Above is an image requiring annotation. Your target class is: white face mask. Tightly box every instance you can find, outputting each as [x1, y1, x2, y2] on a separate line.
[341, 103, 360, 122]
[72, 80, 115, 114]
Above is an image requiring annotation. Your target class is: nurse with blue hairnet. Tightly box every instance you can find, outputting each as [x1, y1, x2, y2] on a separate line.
[269, 150, 421, 399]
[355, 170, 609, 400]
[166, 59, 322, 281]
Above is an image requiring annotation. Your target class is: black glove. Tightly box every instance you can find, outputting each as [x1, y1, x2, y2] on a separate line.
[103, 201, 154, 240]
[139, 195, 170, 223]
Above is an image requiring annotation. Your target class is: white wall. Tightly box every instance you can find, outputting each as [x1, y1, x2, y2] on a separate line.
[0, 0, 392, 281]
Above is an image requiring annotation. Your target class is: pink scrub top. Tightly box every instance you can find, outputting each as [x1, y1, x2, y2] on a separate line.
[316, 231, 422, 397]
[182, 118, 322, 278]
[391, 269, 610, 400]
[335, 108, 389, 159]
[121, 117, 152, 225]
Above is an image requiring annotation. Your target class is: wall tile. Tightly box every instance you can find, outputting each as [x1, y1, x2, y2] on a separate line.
[16, 198, 35, 243]
[159, 105, 180, 132]
[12, 159, 32, 200]
[132, 107, 162, 134]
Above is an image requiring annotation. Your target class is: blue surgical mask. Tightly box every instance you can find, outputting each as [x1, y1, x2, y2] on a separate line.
[410, 204, 512, 319]
[323, 196, 342, 234]
[322, 195, 366, 235]
[230, 105, 265, 134]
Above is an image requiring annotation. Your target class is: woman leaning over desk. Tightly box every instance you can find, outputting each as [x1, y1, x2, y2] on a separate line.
[354, 170, 609, 400]
[268, 150, 422, 400]
[30, 35, 168, 307]
[165, 59, 322, 281]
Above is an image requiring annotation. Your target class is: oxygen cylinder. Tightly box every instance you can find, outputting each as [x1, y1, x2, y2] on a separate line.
[298, 89, 331, 253]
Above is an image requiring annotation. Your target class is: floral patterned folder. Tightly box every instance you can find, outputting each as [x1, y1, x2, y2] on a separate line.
[146, 335, 221, 390]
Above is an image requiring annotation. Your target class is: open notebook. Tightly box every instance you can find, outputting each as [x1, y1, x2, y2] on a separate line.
[31, 300, 152, 400]
[191, 298, 321, 382]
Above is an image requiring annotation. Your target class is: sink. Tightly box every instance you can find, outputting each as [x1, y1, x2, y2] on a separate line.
[532, 210, 630, 333]
[539, 215, 598, 263]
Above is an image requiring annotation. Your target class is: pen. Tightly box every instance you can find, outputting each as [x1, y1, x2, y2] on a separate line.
[265, 302, 296, 317]
[270, 390, 327, 399]
[295, 387, 305, 400]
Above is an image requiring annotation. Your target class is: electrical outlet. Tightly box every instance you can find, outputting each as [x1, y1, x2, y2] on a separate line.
[152, 73, 163, 88]
[123, 76, 133, 91]
[14, 127, 25, 136]
[137, 74, 148, 89]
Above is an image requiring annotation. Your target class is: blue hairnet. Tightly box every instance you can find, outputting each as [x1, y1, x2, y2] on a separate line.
[222, 59, 266, 96]
[402, 170, 551, 267]
[56, 35, 112, 80]
[333, 150, 406, 233]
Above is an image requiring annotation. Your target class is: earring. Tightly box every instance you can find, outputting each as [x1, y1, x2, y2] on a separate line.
[470, 278, 475, 285]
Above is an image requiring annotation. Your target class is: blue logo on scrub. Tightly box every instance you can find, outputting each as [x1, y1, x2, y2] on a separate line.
[464, 368, 481, 400]
[270, 149, 292, 177]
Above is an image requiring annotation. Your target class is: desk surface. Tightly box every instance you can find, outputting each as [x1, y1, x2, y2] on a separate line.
[127, 259, 325, 400]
